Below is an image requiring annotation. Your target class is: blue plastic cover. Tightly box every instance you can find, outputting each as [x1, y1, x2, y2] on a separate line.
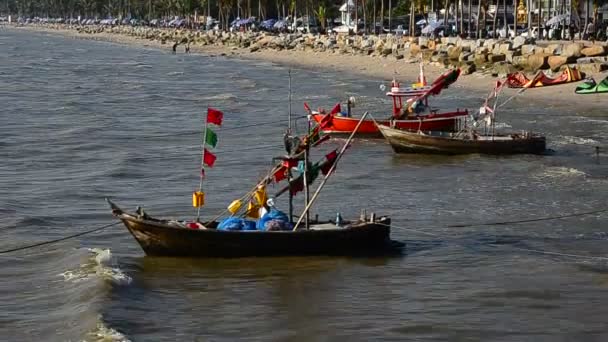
[218, 217, 257, 231]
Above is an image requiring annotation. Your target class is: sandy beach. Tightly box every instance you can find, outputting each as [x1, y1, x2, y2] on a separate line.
[11, 24, 608, 111]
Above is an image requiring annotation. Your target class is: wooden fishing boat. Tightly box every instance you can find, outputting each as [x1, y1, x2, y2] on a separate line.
[108, 199, 398, 257]
[377, 124, 546, 155]
[308, 68, 466, 137]
[575, 76, 608, 94]
[376, 79, 547, 155]
[108, 108, 403, 258]
[506, 66, 583, 88]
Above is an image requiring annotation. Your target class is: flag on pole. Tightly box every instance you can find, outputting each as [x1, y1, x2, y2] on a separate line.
[205, 127, 218, 148]
[203, 148, 217, 167]
[207, 107, 223, 126]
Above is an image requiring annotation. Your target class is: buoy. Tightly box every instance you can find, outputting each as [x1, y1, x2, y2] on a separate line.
[227, 199, 243, 214]
[192, 191, 205, 207]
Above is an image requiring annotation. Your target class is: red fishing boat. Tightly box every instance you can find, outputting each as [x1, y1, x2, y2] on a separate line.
[308, 68, 468, 138]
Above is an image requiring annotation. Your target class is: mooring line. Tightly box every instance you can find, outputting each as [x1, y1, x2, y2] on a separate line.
[491, 244, 608, 261]
[382, 215, 608, 262]
[0, 222, 120, 254]
[446, 208, 608, 228]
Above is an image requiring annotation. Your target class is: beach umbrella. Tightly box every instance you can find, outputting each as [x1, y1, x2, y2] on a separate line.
[545, 13, 569, 26]
[421, 21, 442, 34]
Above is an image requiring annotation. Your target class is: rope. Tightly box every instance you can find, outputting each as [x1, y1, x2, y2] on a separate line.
[123, 116, 310, 140]
[377, 205, 608, 261]
[0, 222, 120, 254]
[492, 245, 608, 261]
[446, 208, 608, 228]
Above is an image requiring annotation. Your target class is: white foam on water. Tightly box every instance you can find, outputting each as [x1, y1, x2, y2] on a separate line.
[539, 166, 587, 179]
[493, 122, 512, 129]
[59, 248, 131, 285]
[166, 71, 184, 76]
[84, 317, 131, 342]
[200, 93, 237, 101]
[557, 135, 599, 146]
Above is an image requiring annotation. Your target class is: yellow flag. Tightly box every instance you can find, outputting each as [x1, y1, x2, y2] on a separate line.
[246, 201, 260, 219]
[253, 185, 267, 206]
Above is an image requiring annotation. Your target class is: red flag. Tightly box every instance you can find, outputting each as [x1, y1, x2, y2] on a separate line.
[303, 102, 311, 114]
[282, 158, 298, 168]
[329, 103, 341, 115]
[326, 150, 337, 162]
[319, 114, 333, 128]
[273, 166, 287, 182]
[203, 149, 217, 167]
[207, 108, 223, 126]
[290, 177, 304, 195]
[321, 150, 338, 175]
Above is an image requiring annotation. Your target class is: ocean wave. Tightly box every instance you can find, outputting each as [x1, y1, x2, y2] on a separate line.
[556, 135, 599, 146]
[60, 248, 131, 285]
[200, 93, 237, 101]
[493, 122, 512, 129]
[538, 166, 587, 179]
[84, 317, 131, 342]
[166, 71, 184, 76]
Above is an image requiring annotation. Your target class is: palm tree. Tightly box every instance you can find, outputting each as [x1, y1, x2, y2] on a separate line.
[315, 3, 326, 31]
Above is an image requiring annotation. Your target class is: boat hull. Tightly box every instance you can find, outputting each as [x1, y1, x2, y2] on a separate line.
[377, 125, 546, 155]
[118, 214, 397, 257]
[310, 111, 467, 138]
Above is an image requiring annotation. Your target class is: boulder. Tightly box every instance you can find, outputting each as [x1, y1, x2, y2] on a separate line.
[474, 53, 488, 65]
[461, 62, 476, 75]
[548, 56, 569, 70]
[493, 62, 517, 78]
[512, 36, 526, 49]
[409, 43, 421, 55]
[521, 44, 536, 55]
[459, 52, 473, 62]
[560, 43, 583, 58]
[577, 63, 608, 74]
[527, 53, 551, 70]
[448, 46, 463, 59]
[418, 36, 429, 47]
[498, 43, 513, 54]
[580, 45, 607, 57]
[505, 50, 522, 63]
[512, 55, 528, 67]
[543, 43, 562, 55]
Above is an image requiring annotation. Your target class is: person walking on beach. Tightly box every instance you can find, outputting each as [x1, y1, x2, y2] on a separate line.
[172, 42, 178, 54]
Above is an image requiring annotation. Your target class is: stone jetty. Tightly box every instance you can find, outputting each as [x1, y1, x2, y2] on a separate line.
[29, 23, 608, 78]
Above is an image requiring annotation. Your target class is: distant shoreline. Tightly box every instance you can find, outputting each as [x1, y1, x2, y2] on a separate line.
[8, 24, 608, 112]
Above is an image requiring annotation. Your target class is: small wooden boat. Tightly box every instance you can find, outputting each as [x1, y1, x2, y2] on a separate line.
[308, 68, 466, 137]
[575, 76, 608, 94]
[108, 110, 403, 258]
[377, 124, 546, 155]
[377, 79, 547, 155]
[506, 66, 583, 88]
[108, 199, 398, 257]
